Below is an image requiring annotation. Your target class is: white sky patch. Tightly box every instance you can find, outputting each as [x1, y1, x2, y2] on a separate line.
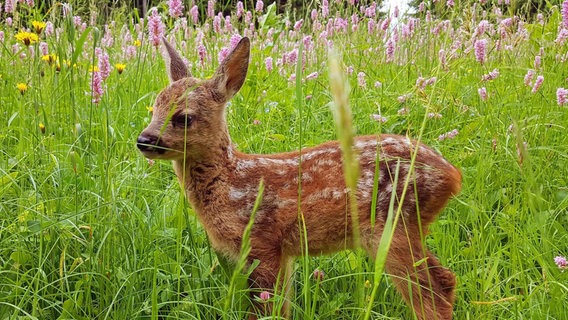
[382, 0, 414, 17]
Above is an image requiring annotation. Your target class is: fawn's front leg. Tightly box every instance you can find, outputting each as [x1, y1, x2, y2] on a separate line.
[247, 244, 291, 320]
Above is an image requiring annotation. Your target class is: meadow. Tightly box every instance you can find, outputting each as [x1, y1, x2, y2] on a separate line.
[1, 0, 568, 319]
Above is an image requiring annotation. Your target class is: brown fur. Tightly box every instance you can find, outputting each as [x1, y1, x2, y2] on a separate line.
[137, 37, 461, 320]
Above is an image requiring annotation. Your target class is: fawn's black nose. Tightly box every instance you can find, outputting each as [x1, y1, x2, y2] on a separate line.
[137, 134, 163, 153]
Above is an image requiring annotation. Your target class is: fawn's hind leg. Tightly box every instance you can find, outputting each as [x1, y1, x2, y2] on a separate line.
[364, 226, 455, 320]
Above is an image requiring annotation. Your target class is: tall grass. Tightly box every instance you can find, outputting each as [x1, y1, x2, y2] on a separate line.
[1, 0, 568, 319]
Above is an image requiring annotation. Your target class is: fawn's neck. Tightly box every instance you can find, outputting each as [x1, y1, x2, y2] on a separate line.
[172, 139, 237, 206]
[172, 141, 246, 260]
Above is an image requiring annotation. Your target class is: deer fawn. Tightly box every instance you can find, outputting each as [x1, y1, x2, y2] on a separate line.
[137, 36, 461, 320]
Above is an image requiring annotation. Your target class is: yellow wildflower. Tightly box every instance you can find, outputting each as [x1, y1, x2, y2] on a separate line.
[146, 106, 154, 113]
[41, 54, 58, 65]
[16, 83, 28, 95]
[18, 211, 30, 223]
[39, 123, 46, 134]
[88, 65, 99, 73]
[32, 21, 46, 34]
[15, 31, 39, 46]
[115, 63, 126, 74]
[134, 39, 141, 47]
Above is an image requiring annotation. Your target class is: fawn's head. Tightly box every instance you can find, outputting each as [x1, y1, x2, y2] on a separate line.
[137, 37, 250, 161]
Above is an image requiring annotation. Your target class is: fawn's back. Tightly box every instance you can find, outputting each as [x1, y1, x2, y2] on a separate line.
[223, 135, 461, 257]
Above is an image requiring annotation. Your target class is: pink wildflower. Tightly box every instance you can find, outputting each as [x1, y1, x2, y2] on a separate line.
[147, 9, 165, 46]
[474, 20, 491, 38]
[73, 16, 82, 28]
[213, 15, 221, 34]
[380, 17, 391, 31]
[385, 37, 395, 63]
[322, 0, 329, 18]
[562, 1, 568, 29]
[426, 77, 437, 86]
[474, 39, 488, 64]
[0, 31, 4, 43]
[190, 5, 199, 24]
[358, 72, 366, 88]
[531, 75, 544, 93]
[438, 129, 459, 141]
[229, 34, 242, 50]
[427, 113, 443, 119]
[5, 0, 15, 13]
[197, 44, 207, 66]
[534, 55, 541, 69]
[524, 69, 535, 86]
[374, 81, 382, 88]
[478, 87, 488, 101]
[101, 25, 113, 47]
[39, 42, 48, 55]
[236, 1, 244, 18]
[537, 13, 544, 25]
[207, 0, 215, 18]
[288, 73, 296, 82]
[62, 3, 71, 17]
[286, 48, 298, 65]
[96, 48, 112, 80]
[313, 269, 325, 281]
[367, 19, 376, 34]
[45, 21, 54, 36]
[218, 47, 230, 64]
[90, 71, 104, 104]
[303, 36, 312, 51]
[371, 114, 387, 123]
[167, 0, 184, 18]
[365, 2, 377, 18]
[416, 77, 425, 88]
[556, 88, 568, 106]
[398, 93, 411, 103]
[264, 57, 273, 72]
[481, 68, 499, 82]
[245, 11, 252, 25]
[125, 45, 137, 59]
[253, 119, 261, 125]
[259, 291, 270, 301]
[305, 72, 319, 80]
[447, 0, 454, 6]
[555, 256, 568, 271]
[556, 28, 568, 45]
[294, 19, 303, 31]
[255, 0, 263, 12]
[439, 49, 447, 67]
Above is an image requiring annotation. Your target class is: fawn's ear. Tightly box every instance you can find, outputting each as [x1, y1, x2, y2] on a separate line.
[212, 37, 250, 101]
[161, 36, 190, 82]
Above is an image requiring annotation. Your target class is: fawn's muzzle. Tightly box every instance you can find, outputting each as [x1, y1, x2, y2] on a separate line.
[136, 134, 166, 154]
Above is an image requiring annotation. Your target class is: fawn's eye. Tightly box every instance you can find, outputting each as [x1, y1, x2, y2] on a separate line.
[171, 113, 193, 128]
